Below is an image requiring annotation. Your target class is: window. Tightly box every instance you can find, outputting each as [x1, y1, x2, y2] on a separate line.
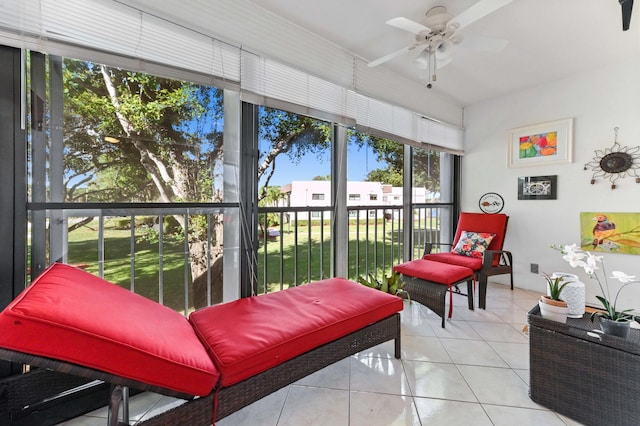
[412, 147, 440, 202]
[349, 194, 361, 201]
[369, 194, 378, 201]
[311, 211, 321, 218]
[312, 193, 325, 200]
[27, 53, 227, 313]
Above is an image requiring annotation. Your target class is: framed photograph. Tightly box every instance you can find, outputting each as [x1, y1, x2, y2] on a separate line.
[508, 118, 573, 167]
[518, 175, 557, 200]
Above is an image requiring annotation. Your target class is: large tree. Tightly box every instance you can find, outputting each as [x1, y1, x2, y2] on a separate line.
[355, 135, 441, 191]
[62, 59, 433, 307]
[62, 60, 330, 306]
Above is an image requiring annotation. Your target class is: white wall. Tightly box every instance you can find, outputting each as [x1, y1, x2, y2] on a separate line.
[462, 59, 640, 310]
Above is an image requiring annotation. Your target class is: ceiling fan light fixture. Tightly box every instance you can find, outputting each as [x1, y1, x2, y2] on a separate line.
[414, 50, 430, 69]
[436, 40, 454, 58]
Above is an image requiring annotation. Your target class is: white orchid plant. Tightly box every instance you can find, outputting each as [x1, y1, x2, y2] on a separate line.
[553, 244, 639, 322]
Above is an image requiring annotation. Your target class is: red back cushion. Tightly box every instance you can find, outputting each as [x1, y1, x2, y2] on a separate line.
[189, 278, 403, 387]
[453, 212, 508, 252]
[0, 263, 219, 397]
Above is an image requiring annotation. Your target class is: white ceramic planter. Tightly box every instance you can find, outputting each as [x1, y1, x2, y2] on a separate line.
[539, 299, 569, 323]
[549, 272, 586, 318]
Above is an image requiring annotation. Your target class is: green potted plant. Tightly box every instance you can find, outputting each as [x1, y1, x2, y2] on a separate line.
[357, 270, 408, 300]
[538, 273, 570, 323]
[554, 244, 640, 338]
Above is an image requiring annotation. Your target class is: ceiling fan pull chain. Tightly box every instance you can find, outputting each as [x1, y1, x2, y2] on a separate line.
[432, 51, 437, 81]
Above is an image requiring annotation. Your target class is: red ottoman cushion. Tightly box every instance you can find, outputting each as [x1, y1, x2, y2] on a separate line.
[0, 263, 219, 397]
[393, 259, 473, 284]
[189, 277, 403, 387]
[423, 252, 482, 271]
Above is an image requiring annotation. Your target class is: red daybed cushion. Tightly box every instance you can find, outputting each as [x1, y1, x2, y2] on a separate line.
[393, 259, 474, 284]
[189, 277, 403, 387]
[0, 263, 219, 397]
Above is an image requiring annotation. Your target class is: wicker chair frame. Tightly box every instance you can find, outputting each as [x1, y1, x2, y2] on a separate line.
[0, 313, 401, 425]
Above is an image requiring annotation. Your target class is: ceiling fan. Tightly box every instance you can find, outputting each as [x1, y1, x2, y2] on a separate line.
[368, 0, 513, 85]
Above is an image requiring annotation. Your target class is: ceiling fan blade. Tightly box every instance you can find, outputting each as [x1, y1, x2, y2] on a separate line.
[413, 45, 429, 69]
[368, 43, 419, 67]
[450, 0, 513, 30]
[459, 34, 509, 53]
[436, 56, 454, 69]
[386, 17, 431, 35]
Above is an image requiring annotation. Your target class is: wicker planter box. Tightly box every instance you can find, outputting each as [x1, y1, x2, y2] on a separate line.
[528, 305, 640, 426]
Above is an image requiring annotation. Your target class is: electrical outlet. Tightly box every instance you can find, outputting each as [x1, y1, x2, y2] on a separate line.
[530, 263, 539, 274]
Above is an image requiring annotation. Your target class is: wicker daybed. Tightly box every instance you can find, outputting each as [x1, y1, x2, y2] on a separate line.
[0, 264, 403, 425]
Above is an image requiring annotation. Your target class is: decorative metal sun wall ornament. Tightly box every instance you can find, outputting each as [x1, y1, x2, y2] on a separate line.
[584, 127, 640, 189]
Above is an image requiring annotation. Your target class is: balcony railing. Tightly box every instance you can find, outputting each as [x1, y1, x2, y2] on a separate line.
[27, 203, 450, 313]
[257, 204, 450, 293]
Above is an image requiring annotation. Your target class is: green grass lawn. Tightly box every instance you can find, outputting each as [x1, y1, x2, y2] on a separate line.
[64, 217, 435, 310]
[66, 220, 189, 311]
[256, 220, 407, 293]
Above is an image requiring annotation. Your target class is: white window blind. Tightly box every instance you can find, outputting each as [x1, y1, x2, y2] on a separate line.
[418, 117, 464, 154]
[240, 50, 356, 125]
[0, 0, 241, 84]
[355, 94, 463, 153]
[0, 0, 464, 152]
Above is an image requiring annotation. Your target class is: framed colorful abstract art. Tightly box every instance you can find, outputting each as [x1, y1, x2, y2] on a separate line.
[508, 118, 573, 167]
[580, 212, 640, 255]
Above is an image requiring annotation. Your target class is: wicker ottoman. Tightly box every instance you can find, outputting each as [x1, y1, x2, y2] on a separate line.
[393, 259, 474, 327]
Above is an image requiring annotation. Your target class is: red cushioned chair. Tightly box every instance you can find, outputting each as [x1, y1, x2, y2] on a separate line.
[422, 212, 513, 309]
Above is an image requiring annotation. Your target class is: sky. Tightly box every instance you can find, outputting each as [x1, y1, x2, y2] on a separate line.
[262, 143, 386, 187]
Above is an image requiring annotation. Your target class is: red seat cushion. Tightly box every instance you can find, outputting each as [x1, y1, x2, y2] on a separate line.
[189, 277, 403, 387]
[423, 252, 483, 271]
[393, 259, 474, 284]
[0, 263, 219, 397]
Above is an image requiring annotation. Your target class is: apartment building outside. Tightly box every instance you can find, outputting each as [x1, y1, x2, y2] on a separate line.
[279, 180, 436, 222]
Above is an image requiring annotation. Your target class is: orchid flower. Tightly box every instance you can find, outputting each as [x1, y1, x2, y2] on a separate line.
[552, 244, 638, 322]
[582, 252, 601, 276]
[561, 245, 585, 268]
[611, 271, 636, 283]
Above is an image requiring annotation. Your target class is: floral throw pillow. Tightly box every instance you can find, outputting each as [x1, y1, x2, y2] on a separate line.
[451, 231, 496, 258]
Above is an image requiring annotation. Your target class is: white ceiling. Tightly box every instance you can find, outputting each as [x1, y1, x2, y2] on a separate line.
[251, 0, 640, 106]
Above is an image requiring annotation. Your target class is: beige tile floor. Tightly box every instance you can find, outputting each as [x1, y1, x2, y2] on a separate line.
[63, 282, 585, 426]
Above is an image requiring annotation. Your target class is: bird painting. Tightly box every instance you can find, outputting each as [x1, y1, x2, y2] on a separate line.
[592, 214, 617, 249]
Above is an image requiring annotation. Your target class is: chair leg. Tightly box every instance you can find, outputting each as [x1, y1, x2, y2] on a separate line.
[478, 276, 488, 309]
[108, 385, 130, 426]
[466, 279, 474, 310]
[510, 271, 514, 290]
